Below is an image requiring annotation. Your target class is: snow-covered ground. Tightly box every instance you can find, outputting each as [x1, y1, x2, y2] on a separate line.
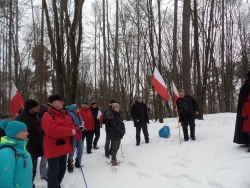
[34, 113, 250, 188]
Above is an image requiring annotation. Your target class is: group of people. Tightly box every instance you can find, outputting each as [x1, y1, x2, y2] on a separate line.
[0, 88, 202, 188]
[0, 93, 150, 188]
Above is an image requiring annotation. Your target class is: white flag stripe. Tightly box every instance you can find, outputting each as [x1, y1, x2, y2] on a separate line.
[153, 67, 167, 88]
[97, 110, 102, 119]
[172, 81, 179, 97]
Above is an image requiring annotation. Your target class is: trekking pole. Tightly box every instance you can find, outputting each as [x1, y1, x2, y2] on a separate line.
[73, 142, 88, 188]
[120, 141, 124, 158]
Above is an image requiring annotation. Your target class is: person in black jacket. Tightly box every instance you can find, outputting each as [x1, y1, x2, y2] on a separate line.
[234, 71, 250, 145]
[15, 99, 43, 188]
[89, 101, 101, 149]
[103, 100, 117, 159]
[106, 103, 125, 166]
[176, 89, 199, 141]
[130, 95, 150, 146]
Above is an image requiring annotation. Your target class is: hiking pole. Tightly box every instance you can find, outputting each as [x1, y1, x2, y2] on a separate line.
[120, 141, 124, 158]
[73, 142, 88, 188]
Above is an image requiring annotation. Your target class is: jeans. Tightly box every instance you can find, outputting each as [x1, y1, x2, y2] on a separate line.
[136, 122, 149, 144]
[47, 155, 67, 188]
[104, 131, 112, 157]
[40, 156, 48, 179]
[111, 139, 121, 161]
[93, 130, 100, 147]
[68, 139, 83, 160]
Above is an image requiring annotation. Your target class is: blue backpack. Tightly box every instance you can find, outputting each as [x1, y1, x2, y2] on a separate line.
[159, 125, 170, 138]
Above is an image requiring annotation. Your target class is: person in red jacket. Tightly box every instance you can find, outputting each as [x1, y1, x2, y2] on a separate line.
[80, 101, 94, 154]
[42, 94, 76, 188]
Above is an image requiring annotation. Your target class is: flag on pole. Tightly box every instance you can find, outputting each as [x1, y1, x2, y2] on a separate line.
[97, 110, 103, 121]
[151, 67, 170, 101]
[10, 81, 25, 115]
[172, 81, 179, 107]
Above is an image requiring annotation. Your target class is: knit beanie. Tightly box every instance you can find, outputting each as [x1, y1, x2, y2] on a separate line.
[5, 121, 27, 137]
[24, 99, 38, 111]
[112, 103, 120, 109]
[0, 119, 9, 130]
[109, 100, 117, 104]
[135, 95, 142, 101]
[91, 101, 97, 105]
[65, 104, 77, 112]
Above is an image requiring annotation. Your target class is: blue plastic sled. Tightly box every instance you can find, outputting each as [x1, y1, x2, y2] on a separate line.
[159, 125, 170, 138]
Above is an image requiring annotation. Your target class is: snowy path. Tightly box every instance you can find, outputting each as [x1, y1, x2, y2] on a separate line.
[34, 113, 250, 188]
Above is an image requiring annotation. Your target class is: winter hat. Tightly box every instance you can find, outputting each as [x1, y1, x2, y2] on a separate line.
[112, 103, 120, 109]
[5, 121, 27, 137]
[134, 95, 142, 101]
[48, 94, 64, 103]
[82, 101, 89, 105]
[0, 119, 9, 130]
[1, 113, 15, 119]
[65, 104, 77, 112]
[24, 99, 39, 111]
[109, 100, 117, 104]
[91, 101, 97, 105]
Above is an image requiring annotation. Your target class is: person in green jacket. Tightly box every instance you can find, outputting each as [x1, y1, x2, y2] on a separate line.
[0, 120, 32, 188]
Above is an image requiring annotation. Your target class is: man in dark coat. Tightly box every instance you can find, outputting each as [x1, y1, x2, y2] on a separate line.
[233, 71, 250, 145]
[130, 95, 150, 146]
[103, 100, 117, 159]
[89, 101, 101, 149]
[15, 99, 43, 188]
[176, 89, 199, 141]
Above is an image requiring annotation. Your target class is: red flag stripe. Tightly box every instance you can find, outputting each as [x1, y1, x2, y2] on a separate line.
[10, 82, 25, 115]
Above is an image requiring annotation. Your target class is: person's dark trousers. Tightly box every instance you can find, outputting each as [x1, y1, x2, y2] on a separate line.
[47, 155, 67, 188]
[111, 139, 121, 161]
[31, 155, 38, 188]
[136, 122, 149, 144]
[181, 114, 195, 140]
[105, 131, 112, 157]
[85, 130, 94, 153]
[93, 130, 100, 147]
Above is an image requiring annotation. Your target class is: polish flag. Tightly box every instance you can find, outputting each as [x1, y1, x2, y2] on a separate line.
[97, 110, 103, 121]
[151, 67, 170, 101]
[10, 81, 25, 115]
[172, 81, 179, 107]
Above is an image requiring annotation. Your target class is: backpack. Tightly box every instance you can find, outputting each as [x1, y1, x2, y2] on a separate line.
[159, 125, 170, 138]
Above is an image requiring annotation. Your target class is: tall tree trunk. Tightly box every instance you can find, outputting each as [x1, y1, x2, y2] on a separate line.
[221, 0, 225, 112]
[182, 0, 191, 94]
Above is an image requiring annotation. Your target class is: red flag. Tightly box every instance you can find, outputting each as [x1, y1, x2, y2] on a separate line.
[172, 81, 179, 107]
[10, 81, 25, 115]
[97, 109, 103, 121]
[151, 67, 170, 101]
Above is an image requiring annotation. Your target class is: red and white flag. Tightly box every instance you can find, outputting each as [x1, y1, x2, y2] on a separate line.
[151, 67, 170, 101]
[10, 81, 25, 115]
[172, 81, 179, 107]
[97, 110, 103, 121]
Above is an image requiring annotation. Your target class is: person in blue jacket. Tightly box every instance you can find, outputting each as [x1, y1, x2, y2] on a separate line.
[0, 120, 32, 188]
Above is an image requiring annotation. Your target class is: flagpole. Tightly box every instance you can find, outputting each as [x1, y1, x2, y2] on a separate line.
[177, 113, 181, 145]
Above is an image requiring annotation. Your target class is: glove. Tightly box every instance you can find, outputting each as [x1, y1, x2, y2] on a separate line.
[243, 116, 248, 120]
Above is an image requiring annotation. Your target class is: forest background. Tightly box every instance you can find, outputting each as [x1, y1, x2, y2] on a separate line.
[0, 0, 249, 122]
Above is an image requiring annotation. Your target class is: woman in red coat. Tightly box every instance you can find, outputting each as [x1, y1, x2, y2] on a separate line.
[80, 101, 94, 154]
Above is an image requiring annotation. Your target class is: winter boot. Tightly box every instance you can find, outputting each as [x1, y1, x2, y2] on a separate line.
[67, 159, 74, 173]
[75, 158, 83, 168]
[111, 160, 118, 166]
[145, 138, 150, 143]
